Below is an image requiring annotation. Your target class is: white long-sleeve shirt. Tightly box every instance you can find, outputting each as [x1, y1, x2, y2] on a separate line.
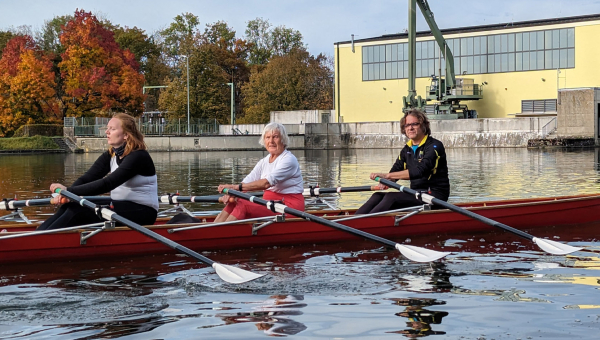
[243, 150, 304, 194]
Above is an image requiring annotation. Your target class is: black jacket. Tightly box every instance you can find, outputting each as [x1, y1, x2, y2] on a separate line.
[390, 135, 450, 199]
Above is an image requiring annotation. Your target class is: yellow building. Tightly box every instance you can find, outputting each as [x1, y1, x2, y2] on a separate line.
[334, 14, 600, 122]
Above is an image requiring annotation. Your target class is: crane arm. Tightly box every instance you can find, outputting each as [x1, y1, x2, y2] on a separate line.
[415, 0, 456, 88]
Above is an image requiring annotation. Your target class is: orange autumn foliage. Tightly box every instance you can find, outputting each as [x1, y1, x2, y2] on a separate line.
[59, 10, 145, 117]
[0, 35, 59, 136]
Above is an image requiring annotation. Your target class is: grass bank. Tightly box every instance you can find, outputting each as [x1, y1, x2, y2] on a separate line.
[0, 136, 60, 150]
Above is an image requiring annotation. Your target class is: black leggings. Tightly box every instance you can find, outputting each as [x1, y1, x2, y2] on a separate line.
[355, 191, 448, 214]
[37, 200, 158, 230]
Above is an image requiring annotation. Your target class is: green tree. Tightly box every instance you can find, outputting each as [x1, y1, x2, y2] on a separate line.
[245, 18, 305, 65]
[160, 12, 200, 60]
[35, 15, 72, 56]
[159, 21, 251, 124]
[241, 49, 333, 123]
[0, 31, 16, 59]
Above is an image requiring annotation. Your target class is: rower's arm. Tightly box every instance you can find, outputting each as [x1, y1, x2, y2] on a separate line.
[240, 179, 271, 191]
[386, 170, 410, 181]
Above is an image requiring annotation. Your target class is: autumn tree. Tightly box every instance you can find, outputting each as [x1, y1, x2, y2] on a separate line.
[240, 48, 333, 123]
[58, 10, 145, 117]
[0, 35, 59, 136]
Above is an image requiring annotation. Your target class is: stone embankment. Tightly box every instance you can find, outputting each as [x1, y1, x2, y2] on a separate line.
[75, 117, 596, 152]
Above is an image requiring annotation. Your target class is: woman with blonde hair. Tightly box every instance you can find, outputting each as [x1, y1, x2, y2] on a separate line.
[38, 113, 158, 230]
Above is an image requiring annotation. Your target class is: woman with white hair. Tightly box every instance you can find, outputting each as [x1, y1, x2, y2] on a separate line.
[215, 122, 304, 222]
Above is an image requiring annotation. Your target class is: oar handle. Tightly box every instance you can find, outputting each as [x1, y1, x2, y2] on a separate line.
[374, 177, 535, 241]
[55, 189, 216, 265]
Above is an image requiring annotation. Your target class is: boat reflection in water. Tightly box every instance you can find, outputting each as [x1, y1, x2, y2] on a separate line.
[216, 295, 307, 336]
[387, 297, 449, 337]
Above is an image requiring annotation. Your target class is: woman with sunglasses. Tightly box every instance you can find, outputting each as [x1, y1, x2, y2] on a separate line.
[356, 108, 450, 214]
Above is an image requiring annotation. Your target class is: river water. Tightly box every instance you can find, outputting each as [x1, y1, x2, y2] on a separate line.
[1, 148, 599, 339]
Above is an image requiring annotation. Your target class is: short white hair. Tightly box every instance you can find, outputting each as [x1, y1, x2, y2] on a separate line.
[259, 122, 289, 148]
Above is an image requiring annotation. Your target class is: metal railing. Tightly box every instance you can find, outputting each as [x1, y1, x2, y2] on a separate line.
[66, 117, 219, 137]
[541, 117, 557, 138]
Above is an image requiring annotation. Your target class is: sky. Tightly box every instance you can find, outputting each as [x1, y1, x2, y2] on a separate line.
[1, 0, 600, 56]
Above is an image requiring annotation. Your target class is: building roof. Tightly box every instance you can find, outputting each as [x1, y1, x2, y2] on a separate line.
[335, 13, 600, 45]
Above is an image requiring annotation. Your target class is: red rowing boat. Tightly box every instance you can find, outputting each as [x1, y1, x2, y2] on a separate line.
[1, 194, 598, 264]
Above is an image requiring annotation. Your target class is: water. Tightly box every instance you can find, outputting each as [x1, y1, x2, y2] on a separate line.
[0, 148, 599, 339]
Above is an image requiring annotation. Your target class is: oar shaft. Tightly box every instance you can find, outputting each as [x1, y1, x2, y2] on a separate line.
[223, 189, 397, 248]
[304, 186, 379, 197]
[0, 196, 113, 210]
[57, 190, 216, 266]
[376, 177, 534, 241]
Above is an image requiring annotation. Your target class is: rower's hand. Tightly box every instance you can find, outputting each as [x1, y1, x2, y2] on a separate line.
[50, 195, 69, 205]
[50, 183, 67, 193]
[375, 184, 389, 190]
[218, 194, 236, 204]
[369, 173, 388, 180]
[217, 184, 237, 194]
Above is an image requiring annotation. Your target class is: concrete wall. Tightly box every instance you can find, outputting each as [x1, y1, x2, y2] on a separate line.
[305, 117, 553, 149]
[270, 110, 334, 124]
[219, 124, 305, 135]
[556, 87, 598, 138]
[77, 135, 305, 152]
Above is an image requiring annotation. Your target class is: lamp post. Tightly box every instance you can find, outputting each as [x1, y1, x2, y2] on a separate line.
[180, 55, 191, 134]
[227, 82, 235, 125]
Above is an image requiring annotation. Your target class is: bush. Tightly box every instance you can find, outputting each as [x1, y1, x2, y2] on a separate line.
[0, 136, 60, 150]
[13, 125, 63, 137]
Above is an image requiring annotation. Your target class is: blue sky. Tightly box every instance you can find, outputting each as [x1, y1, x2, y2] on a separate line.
[1, 0, 599, 56]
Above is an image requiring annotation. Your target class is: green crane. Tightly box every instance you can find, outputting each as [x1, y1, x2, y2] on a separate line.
[403, 0, 483, 118]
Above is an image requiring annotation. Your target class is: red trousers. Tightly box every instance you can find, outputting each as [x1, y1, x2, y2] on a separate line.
[223, 191, 305, 220]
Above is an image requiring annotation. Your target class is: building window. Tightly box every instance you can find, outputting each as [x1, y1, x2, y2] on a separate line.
[361, 27, 575, 81]
[521, 99, 557, 113]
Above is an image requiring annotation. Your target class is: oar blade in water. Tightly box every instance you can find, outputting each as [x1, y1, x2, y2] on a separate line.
[532, 237, 582, 255]
[395, 244, 451, 262]
[212, 263, 265, 284]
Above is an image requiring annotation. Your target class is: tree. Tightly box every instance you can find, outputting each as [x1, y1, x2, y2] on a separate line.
[241, 49, 333, 123]
[160, 12, 200, 62]
[35, 15, 72, 56]
[0, 31, 15, 59]
[58, 10, 145, 117]
[245, 18, 305, 65]
[0, 35, 59, 136]
[159, 21, 251, 124]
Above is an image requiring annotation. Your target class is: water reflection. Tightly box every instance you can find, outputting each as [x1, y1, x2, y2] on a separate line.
[387, 297, 448, 337]
[216, 295, 307, 337]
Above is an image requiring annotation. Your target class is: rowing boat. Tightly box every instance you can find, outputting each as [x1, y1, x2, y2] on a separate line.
[1, 194, 598, 264]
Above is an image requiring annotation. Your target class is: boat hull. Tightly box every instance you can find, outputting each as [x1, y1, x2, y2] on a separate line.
[1, 194, 599, 264]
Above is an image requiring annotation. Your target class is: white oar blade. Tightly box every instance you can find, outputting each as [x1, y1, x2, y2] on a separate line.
[532, 237, 582, 255]
[395, 244, 451, 263]
[212, 263, 265, 284]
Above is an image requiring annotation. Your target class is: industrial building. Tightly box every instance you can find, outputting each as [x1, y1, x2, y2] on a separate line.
[334, 14, 600, 123]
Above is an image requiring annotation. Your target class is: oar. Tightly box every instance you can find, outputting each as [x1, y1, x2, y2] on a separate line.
[159, 192, 264, 204]
[375, 177, 582, 255]
[222, 188, 450, 262]
[303, 185, 381, 197]
[55, 189, 264, 284]
[0, 196, 113, 210]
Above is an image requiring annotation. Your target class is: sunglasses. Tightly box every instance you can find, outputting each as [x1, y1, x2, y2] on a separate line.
[405, 122, 420, 128]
